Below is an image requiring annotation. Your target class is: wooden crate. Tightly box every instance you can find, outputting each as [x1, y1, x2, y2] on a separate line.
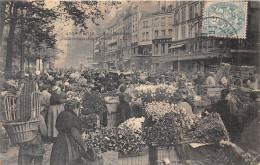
[118, 150, 150, 165]
[107, 112, 118, 128]
[150, 145, 181, 165]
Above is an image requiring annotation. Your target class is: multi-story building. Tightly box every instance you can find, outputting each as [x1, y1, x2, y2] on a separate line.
[151, 3, 173, 70]
[94, 34, 103, 67]
[169, 1, 260, 73]
[122, 7, 132, 70]
[105, 17, 118, 69]
[133, 13, 153, 70]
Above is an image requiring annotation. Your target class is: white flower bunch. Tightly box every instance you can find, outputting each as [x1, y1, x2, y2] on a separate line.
[118, 117, 145, 134]
[193, 95, 202, 102]
[145, 102, 176, 121]
[135, 85, 176, 94]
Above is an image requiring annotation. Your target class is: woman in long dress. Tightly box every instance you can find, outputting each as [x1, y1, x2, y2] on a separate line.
[47, 86, 66, 141]
[117, 85, 131, 125]
[50, 101, 97, 165]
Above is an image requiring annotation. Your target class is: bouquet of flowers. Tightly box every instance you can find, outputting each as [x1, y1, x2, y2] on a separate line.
[143, 109, 200, 146]
[134, 85, 177, 104]
[83, 128, 118, 152]
[145, 102, 175, 121]
[81, 91, 107, 115]
[186, 113, 229, 143]
[117, 117, 147, 156]
[83, 117, 147, 156]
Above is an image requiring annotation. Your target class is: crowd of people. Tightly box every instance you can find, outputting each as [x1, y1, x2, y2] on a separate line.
[0, 66, 259, 164]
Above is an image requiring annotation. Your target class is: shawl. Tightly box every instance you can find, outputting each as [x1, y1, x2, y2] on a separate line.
[56, 110, 82, 134]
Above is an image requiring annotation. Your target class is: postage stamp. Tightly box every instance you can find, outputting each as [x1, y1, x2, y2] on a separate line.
[202, 1, 248, 39]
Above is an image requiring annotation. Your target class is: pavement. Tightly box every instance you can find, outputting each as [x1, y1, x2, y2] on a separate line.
[0, 143, 53, 165]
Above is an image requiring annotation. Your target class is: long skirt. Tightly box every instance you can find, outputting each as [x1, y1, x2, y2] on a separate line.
[117, 102, 131, 125]
[47, 104, 64, 138]
[50, 132, 83, 165]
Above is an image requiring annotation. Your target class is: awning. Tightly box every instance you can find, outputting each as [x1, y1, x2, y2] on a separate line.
[169, 44, 184, 49]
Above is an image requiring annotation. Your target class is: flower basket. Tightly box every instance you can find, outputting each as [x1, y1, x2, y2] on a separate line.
[107, 112, 118, 128]
[106, 103, 119, 113]
[118, 148, 150, 165]
[3, 120, 39, 145]
[149, 145, 181, 165]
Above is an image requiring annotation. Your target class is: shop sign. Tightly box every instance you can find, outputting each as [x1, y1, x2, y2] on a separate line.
[153, 38, 172, 44]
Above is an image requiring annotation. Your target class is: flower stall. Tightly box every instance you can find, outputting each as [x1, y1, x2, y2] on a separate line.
[83, 117, 149, 165]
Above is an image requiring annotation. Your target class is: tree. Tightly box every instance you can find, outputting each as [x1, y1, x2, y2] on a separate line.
[0, 1, 7, 45]
[3, 1, 121, 79]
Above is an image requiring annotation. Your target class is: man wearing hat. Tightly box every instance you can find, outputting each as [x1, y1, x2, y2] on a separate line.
[209, 89, 241, 143]
[238, 90, 260, 155]
[233, 73, 242, 87]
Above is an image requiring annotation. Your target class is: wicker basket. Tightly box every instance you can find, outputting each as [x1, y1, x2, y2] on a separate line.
[3, 120, 39, 144]
[107, 112, 118, 128]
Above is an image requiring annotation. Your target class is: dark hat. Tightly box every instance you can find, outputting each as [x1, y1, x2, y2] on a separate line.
[243, 78, 250, 84]
[119, 85, 127, 92]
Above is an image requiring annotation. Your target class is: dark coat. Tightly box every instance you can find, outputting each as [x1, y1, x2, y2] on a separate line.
[238, 101, 260, 155]
[117, 93, 131, 125]
[50, 110, 85, 165]
[210, 100, 241, 143]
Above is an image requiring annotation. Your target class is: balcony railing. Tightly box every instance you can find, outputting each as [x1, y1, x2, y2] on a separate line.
[154, 35, 172, 39]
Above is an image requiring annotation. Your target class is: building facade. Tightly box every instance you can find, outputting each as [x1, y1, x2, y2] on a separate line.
[94, 1, 259, 72]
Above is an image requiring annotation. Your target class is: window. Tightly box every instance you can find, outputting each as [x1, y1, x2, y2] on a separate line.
[188, 24, 192, 38]
[146, 20, 149, 28]
[154, 18, 159, 27]
[176, 1, 179, 8]
[175, 27, 179, 40]
[181, 25, 186, 39]
[161, 30, 166, 36]
[168, 44, 172, 53]
[161, 18, 166, 26]
[168, 29, 172, 36]
[142, 32, 145, 41]
[161, 44, 165, 54]
[155, 30, 159, 37]
[189, 5, 193, 19]
[135, 26, 137, 32]
[146, 32, 149, 41]
[155, 44, 158, 54]
[143, 21, 145, 28]
[168, 17, 173, 25]
[194, 3, 198, 16]
[181, 7, 186, 21]
[133, 25, 134, 32]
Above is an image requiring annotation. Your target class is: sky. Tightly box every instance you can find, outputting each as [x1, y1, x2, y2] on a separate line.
[43, 1, 158, 68]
